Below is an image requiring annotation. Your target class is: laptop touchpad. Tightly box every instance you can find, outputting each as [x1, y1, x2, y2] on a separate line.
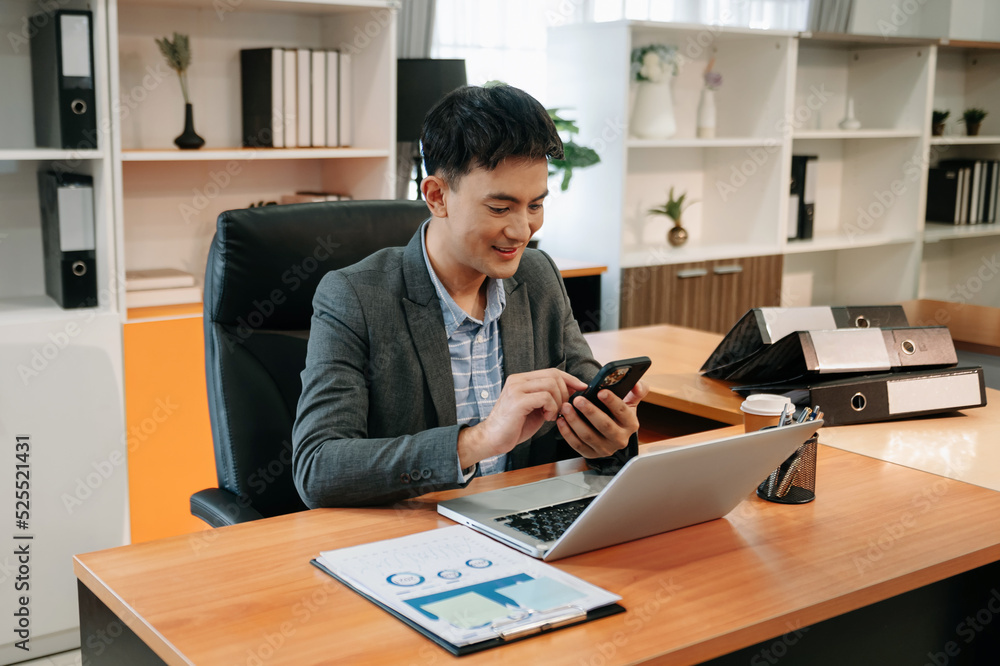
[501, 478, 589, 508]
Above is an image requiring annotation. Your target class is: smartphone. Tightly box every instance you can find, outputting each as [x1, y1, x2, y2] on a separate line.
[569, 356, 651, 419]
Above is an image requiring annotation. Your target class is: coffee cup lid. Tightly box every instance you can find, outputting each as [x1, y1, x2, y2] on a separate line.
[740, 394, 792, 416]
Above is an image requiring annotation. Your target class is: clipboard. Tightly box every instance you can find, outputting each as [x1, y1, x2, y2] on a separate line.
[310, 525, 625, 655]
[310, 558, 625, 655]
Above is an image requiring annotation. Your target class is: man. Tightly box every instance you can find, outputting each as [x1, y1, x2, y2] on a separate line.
[292, 83, 647, 507]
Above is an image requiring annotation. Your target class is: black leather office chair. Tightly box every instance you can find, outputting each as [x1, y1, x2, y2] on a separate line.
[190, 200, 429, 527]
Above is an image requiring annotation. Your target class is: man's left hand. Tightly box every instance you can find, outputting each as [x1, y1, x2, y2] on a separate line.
[556, 380, 649, 458]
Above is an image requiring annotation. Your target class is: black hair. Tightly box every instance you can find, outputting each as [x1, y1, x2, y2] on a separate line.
[420, 83, 564, 186]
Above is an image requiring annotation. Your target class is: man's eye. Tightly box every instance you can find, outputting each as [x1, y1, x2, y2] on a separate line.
[529, 204, 543, 212]
[488, 206, 508, 214]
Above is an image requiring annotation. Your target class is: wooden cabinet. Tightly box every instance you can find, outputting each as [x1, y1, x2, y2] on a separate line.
[620, 255, 783, 333]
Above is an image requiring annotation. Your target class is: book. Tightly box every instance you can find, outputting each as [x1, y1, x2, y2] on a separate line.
[125, 285, 202, 309]
[311, 526, 623, 655]
[925, 166, 961, 224]
[310, 49, 326, 147]
[339, 52, 352, 146]
[297, 47, 311, 147]
[239, 47, 284, 148]
[279, 192, 348, 204]
[282, 48, 297, 147]
[325, 50, 340, 147]
[125, 268, 196, 291]
[790, 155, 816, 239]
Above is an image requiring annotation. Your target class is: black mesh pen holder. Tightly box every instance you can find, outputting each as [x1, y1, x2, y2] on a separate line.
[757, 432, 817, 504]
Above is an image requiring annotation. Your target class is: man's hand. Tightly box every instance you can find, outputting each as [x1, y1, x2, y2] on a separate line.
[458, 369, 588, 469]
[556, 380, 649, 458]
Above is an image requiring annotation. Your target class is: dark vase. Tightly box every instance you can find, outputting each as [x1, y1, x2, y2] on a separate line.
[174, 103, 205, 149]
[932, 122, 945, 137]
[966, 121, 982, 137]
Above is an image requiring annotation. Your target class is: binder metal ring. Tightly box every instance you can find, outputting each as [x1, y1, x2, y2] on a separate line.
[851, 392, 867, 411]
[71, 99, 88, 115]
[901, 340, 916, 355]
[854, 315, 869, 328]
[71, 261, 87, 276]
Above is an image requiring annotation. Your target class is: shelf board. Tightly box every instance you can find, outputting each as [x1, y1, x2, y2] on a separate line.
[929, 136, 1000, 146]
[783, 233, 918, 254]
[628, 137, 778, 148]
[793, 129, 922, 140]
[125, 302, 203, 323]
[923, 223, 1000, 243]
[621, 243, 780, 267]
[0, 296, 110, 327]
[121, 147, 390, 162]
[798, 31, 937, 48]
[118, 0, 394, 14]
[627, 20, 796, 39]
[0, 149, 104, 161]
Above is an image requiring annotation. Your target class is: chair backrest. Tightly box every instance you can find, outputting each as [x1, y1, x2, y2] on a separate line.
[204, 200, 429, 518]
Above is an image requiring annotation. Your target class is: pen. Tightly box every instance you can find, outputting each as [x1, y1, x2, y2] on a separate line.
[778, 404, 792, 427]
[808, 405, 821, 421]
[796, 407, 812, 424]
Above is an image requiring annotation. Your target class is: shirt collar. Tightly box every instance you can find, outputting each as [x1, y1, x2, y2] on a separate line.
[420, 220, 506, 336]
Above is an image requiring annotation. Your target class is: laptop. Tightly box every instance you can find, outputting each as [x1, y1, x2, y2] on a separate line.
[438, 420, 820, 560]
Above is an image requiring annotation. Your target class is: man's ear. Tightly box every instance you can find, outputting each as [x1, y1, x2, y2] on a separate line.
[422, 175, 449, 217]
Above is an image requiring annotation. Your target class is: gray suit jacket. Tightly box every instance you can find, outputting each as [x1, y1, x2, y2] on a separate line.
[292, 229, 603, 507]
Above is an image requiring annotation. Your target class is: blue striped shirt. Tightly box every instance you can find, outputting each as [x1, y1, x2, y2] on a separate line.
[420, 222, 507, 478]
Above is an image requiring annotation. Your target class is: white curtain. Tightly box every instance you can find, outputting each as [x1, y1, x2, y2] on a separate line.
[592, 0, 811, 30]
[396, 0, 438, 199]
[430, 0, 587, 104]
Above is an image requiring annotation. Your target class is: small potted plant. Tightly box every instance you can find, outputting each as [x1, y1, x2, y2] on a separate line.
[962, 108, 988, 136]
[629, 44, 681, 139]
[648, 186, 697, 247]
[547, 108, 601, 192]
[932, 110, 949, 136]
[156, 32, 204, 149]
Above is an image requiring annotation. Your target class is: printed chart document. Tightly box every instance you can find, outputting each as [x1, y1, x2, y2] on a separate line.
[312, 525, 623, 654]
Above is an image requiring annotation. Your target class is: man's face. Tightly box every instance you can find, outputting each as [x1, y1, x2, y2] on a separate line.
[429, 158, 549, 283]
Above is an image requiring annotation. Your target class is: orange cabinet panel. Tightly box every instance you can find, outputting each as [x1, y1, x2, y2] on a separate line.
[123, 315, 215, 543]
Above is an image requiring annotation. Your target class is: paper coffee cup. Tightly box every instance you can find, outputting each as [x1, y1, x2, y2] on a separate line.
[740, 394, 793, 433]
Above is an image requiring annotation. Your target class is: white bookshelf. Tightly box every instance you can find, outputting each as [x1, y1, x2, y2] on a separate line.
[922, 43, 1000, 307]
[109, 0, 397, 305]
[0, 1, 129, 662]
[545, 22, 952, 326]
[121, 147, 390, 161]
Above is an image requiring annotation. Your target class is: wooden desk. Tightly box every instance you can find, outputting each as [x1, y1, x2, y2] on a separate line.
[585, 324, 743, 425]
[75, 427, 1000, 665]
[901, 299, 1000, 356]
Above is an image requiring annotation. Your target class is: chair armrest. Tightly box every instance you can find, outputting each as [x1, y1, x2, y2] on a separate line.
[190, 488, 266, 527]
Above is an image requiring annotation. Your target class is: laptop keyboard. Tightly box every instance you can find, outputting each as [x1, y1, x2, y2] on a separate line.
[493, 497, 596, 543]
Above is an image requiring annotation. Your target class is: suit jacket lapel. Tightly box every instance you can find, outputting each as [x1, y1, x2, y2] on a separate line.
[500, 274, 536, 469]
[401, 231, 456, 426]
